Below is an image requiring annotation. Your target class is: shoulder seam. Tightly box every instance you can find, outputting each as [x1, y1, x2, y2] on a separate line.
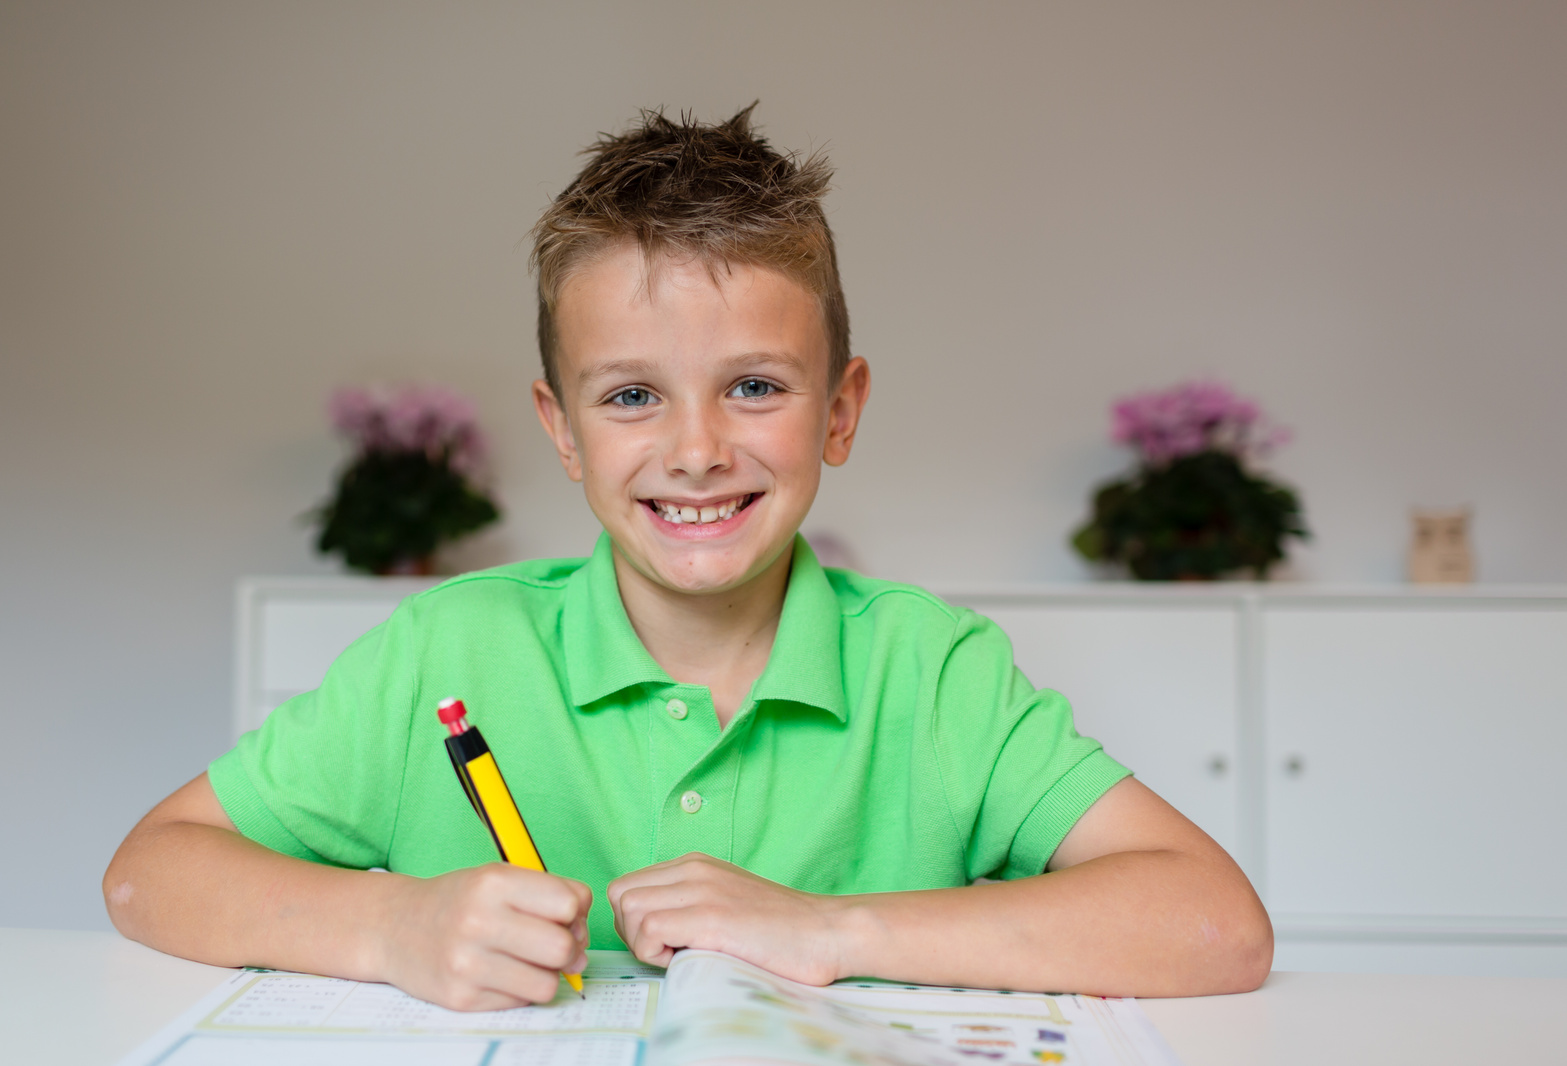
[410, 567, 576, 600]
[838, 581, 965, 623]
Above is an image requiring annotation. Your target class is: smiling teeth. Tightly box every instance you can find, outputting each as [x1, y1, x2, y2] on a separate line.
[653, 495, 750, 525]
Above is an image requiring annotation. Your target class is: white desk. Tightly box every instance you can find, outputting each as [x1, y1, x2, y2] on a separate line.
[4, 927, 1563, 1065]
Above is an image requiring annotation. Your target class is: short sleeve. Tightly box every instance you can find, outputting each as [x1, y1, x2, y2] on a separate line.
[931, 609, 1132, 881]
[207, 600, 422, 869]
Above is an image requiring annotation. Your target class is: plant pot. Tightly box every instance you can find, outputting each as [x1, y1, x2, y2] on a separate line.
[374, 555, 435, 577]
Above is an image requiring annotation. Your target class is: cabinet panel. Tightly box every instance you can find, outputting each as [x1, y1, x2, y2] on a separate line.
[975, 604, 1239, 854]
[237, 580, 431, 736]
[1263, 606, 1567, 919]
[259, 599, 405, 692]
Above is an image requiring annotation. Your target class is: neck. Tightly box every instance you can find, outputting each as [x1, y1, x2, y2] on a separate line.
[612, 543, 794, 728]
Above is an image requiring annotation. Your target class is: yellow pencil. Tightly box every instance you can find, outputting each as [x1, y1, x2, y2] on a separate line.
[438, 697, 584, 998]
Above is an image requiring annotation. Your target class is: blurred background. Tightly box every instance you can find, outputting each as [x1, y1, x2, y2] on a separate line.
[3, 1, 1565, 935]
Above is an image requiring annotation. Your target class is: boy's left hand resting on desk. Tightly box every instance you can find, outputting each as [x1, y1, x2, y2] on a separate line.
[609, 854, 847, 984]
[608, 777, 1272, 997]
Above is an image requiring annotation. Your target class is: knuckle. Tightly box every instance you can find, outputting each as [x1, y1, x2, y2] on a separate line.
[542, 878, 578, 915]
[524, 970, 559, 1003]
[544, 926, 577, 968]
[444, 946, 479, 981]
[454, 909, 487, 940]
[461, 868, 497, 902]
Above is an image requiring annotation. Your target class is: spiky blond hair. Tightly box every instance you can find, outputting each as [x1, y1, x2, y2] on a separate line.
[530, 104, 849, 396]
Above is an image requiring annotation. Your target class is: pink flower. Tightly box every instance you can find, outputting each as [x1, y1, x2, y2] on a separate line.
[1109, 380, 1286, 465]
[327, 383, 489, 475]
[328, 387, 380, 441]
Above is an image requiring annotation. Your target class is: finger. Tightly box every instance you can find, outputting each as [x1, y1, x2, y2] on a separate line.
[566, 916, 589, 974]
[474, 949, 571, 1009]
[429, 945, 564, 1012]
[613, 882, 711, 958]
[491, 866, 591, 925]
[607, 868, 665, 913]
[567, 877, 594, 914]
[607, 853, 721, 909]
[484, 910, 584, 975]
[628, 904, 710, 969]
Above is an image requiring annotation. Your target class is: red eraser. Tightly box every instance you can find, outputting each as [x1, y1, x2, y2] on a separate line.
[437, 697, 468, 725]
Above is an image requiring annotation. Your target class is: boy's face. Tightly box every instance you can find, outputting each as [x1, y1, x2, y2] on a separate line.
[534, 244, 869, 598]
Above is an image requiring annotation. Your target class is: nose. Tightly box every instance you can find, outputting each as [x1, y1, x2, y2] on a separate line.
[663, 399, 732, 481]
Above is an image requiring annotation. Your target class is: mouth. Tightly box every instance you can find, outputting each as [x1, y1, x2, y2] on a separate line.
[643, 493, 759, 526]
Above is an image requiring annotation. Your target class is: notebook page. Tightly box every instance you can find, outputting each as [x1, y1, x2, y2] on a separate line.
[115, 951, 665, 1066]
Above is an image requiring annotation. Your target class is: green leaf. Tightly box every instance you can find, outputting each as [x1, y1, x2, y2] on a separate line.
[1068, 450, 1308, 581]
[311, 450, 502, 573]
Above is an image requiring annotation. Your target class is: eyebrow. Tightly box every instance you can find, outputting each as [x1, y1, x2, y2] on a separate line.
[577, 350, 809, 388]
[578, 357, 658, 389]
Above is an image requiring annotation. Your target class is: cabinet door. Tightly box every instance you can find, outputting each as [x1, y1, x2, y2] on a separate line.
[236, 583, 427, 736]
[1263, 604, 1567, 920]
[974, 603, 1240, 856]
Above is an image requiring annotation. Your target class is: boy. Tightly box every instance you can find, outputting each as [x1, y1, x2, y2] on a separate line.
[105, 106, 1271, 1009]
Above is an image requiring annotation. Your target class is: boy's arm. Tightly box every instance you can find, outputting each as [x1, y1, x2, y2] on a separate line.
[607, 777, 1272, 997]
[104, 772, 592, 1010]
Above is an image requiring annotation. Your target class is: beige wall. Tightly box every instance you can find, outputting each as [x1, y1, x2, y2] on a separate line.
[3, 1, 1565, 929]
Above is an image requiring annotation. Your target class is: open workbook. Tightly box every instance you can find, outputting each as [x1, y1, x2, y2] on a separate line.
[118, 949, 1183, 1066]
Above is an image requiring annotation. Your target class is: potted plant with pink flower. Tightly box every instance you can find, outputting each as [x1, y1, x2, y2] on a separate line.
[1071, 381, 1308, 580]
[312, 385, 501, 575]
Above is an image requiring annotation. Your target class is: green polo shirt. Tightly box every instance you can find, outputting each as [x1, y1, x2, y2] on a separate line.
[210, 534, 1130, 950]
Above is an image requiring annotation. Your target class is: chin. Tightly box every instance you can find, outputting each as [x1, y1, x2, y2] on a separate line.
[648, 556, 763, 596]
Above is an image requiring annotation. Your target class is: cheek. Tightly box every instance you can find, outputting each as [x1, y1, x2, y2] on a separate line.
[576, 426, 649, 495]
[749, 409, 829, 478]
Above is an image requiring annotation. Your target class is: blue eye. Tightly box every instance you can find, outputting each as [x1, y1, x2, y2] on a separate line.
[731, 379, 775, 399]
[611, 387, 655, 408]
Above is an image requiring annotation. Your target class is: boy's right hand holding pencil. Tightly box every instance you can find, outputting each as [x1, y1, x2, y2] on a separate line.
[103, 770, 592, 1012]
[375, 863, 592, 1011]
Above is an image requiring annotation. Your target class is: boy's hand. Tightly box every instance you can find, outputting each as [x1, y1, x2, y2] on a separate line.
[378, 863, 592, 1011]
[607, 854, 848, 985]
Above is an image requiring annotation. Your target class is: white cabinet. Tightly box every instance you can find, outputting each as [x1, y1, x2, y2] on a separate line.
[233, 577, 433, 736]
[972, 601, 1241, 857]
[1259, 601, 1567, 977]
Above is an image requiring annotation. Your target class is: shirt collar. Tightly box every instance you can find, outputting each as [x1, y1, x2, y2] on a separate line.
[562, 532, 847, 721]
[563, 533, 671, 707]
[749, 537, 848, 721]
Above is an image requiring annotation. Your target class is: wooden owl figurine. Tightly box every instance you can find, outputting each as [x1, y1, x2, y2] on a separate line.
[1408, 508, 1474, 584]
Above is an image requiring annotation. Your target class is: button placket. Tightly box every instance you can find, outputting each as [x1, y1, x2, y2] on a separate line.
[649, 686, 723, 862]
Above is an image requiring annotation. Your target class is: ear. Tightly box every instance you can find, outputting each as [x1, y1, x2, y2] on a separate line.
[533, 379, 583, 482]
[823, 357, 872, 467]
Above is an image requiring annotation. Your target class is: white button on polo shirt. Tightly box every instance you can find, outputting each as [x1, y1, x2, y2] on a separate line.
[666, 698, 689, 720]
[680, 790, 703, 813]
